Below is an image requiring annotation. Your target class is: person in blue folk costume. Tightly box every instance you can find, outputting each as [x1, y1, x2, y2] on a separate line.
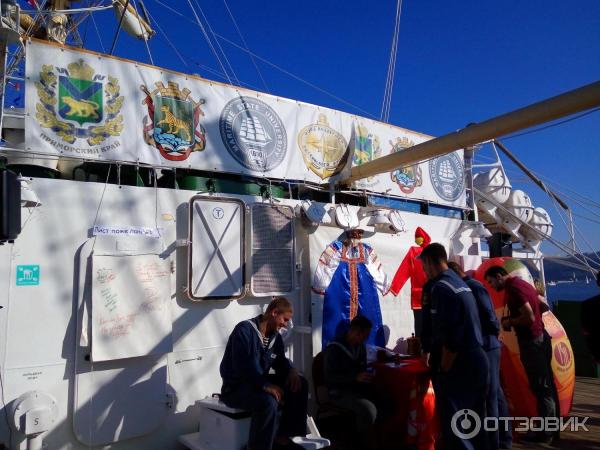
[312, 228, 390, 349]
[220, 297, 307, 450]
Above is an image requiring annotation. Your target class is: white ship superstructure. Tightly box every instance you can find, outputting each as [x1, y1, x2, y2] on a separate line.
[0, 2, 598, 450]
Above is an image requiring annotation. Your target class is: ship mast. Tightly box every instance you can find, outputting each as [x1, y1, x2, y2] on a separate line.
[340, 80, 600, 185]
[0, 0, 155, 146]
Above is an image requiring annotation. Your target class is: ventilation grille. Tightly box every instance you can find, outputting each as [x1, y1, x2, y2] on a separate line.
[251, 204, 294, 295]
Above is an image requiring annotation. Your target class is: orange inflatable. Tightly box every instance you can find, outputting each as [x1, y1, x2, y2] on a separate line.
[474, 257, 575, 417]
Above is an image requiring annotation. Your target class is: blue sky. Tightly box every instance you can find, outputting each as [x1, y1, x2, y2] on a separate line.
[16, 0, 600, 253]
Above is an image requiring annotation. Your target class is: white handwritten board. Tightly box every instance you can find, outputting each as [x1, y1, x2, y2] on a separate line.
[91, 254, 172, 361]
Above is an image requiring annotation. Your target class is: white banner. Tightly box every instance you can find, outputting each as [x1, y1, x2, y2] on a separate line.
[24, 39, 466, 207]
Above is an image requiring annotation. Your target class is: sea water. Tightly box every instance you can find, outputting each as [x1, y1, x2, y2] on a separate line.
[546, 281, 599, 303]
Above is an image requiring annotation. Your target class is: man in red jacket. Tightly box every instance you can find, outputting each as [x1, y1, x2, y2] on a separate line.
[390, 227, 431, 337]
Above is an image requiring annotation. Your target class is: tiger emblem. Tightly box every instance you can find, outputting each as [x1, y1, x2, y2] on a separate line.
[156, 105, 192, 141]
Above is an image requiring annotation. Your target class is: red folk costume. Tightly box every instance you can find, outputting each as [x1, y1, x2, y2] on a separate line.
[390, 227, 431, 310]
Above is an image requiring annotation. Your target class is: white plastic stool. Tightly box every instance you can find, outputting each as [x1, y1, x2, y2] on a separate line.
[192, 397, 251, 450]
[178, 397, 330, 450]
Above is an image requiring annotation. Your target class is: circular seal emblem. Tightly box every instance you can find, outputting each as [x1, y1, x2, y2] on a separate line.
[219, 96, 287, 171]
[429, 153, 465, 201]
[553, 341, 572, 368]
[297, 114, 348, 179]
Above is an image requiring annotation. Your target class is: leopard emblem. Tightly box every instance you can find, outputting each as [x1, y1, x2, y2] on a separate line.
[61, 96, 100, 120]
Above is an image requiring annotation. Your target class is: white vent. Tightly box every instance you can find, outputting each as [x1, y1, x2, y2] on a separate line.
[251, 204, 295, 295]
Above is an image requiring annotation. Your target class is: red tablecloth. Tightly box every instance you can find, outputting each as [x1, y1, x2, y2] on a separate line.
[374, 359, 438, 450]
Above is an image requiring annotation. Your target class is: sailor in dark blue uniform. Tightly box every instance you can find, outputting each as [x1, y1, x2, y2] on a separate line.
[220, 297, 308, 450]
[449, 262, 512, 450]
[420, 244, 489, 450]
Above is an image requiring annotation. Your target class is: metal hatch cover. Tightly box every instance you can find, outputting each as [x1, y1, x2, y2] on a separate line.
[188, 196, 245, 300]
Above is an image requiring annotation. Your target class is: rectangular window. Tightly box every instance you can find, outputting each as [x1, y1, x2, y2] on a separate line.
[368, 195, 422, 214]
[429, 204, 464, 219]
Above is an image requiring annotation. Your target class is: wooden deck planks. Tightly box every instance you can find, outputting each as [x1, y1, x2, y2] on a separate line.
[513, 377, 600, 450]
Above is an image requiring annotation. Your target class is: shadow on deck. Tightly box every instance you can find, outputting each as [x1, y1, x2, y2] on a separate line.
[319, 377, 599, 450]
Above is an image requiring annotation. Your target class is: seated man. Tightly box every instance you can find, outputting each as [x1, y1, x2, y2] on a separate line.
[220, 297, 308, 450]
[324, 315, 378, 450]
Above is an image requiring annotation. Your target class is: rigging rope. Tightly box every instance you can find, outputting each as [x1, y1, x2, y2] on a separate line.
[145, 4, 265, 92]
[90, 7, 106, 52]
[544, 182, 600, 270]
[193, 0, 240, 86]
[381, 0, 402, 123]
[531, 168, 600, 210]
[475, 150, 600, 211]
[1, 0, 50, 110]
[150, 0, 376, 118]
[20, 3, 114, 14]
[185, 0, 235, 86]
[473, 144, 600, 268]
[214, 32, 379, 119]
[144, 5, 187, 67]
[131, 0, 154, 65]
[474, 187, 596, 273]
[222, 0, 269, 93]
[502, 106, 600, 141]
[109, 0, 130, 55]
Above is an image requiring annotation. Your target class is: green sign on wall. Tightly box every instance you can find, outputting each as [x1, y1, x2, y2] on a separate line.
[16, 265, 40, 286]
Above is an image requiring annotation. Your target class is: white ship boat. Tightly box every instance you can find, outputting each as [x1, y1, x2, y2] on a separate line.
[0, 2, 598, 450]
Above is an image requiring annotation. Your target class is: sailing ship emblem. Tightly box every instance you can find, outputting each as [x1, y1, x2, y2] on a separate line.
[219, 96, 287, 171]
[389, 137, 422, 193]
[34, 59, 124, 146]
[297, 114, 348, 179]
[240, 116, 271, 148]
[429, 153, 465, 201]
[352, 123, 382, 187]
[141, 81, 206, 161]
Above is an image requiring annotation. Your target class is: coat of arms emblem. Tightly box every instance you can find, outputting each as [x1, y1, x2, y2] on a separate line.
[297, 114, 348, 179]
[34, 59, 124, 146]
[352, 123, 382, 186]
[389, 137, 422, 194]
[141, 81, 206, 161]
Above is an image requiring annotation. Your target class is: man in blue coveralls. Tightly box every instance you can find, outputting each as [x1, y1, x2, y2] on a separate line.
[420, 244, 489, 450]
[449, 262, 512, 450]
[324, 315, 379, 450]
[220, 297, 308, 450]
